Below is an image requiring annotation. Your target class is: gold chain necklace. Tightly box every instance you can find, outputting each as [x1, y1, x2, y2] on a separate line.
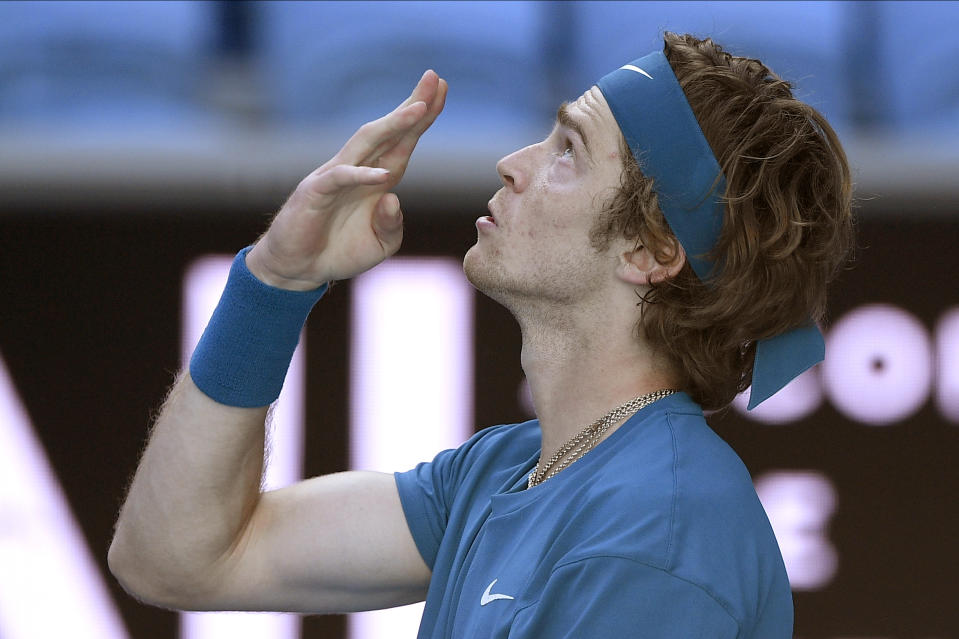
[527, 389, 677, 489]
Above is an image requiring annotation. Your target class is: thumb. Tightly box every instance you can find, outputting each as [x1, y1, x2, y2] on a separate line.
[372, 192, 404, 255]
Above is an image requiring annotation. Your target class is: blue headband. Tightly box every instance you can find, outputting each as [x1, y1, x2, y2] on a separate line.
[597, 49, 824, 410]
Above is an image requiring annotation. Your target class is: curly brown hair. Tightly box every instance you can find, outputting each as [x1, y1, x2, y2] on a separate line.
[590, 32, 855, 411]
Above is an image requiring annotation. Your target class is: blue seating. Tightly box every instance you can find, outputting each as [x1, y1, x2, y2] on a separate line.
[874, 2, 959, 133]
[3, 1, 953, 141]
[0, 1, 216, 126]
[253, 1, 549, 138]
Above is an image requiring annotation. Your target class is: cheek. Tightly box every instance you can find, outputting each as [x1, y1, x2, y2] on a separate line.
[545, 161, 577, 184]
[518, 169, 594, 239]
[519, 210, 584, 247]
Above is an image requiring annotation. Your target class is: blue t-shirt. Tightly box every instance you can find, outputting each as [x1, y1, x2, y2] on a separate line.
[394, 392, 792, 638]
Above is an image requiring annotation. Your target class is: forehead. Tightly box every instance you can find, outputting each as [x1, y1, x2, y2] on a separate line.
[563, 86, 622, 152]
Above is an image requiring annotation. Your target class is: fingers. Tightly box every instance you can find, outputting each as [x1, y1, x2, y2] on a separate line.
[387, 77, 448, 160]
[307, 164, 391, 196]
[372, 192, 404, 255]
[394, 69, 442, 114]
[409, 76, 448, 137]
[336, 102, 427, 167]
[356, 75, 449, 179]
[337, 70, 443, 166]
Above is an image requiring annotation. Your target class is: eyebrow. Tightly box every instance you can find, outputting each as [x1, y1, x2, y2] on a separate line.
[556, 102, 593, 162]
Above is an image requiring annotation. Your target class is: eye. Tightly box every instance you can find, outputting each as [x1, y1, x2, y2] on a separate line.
[554, 138, 575, 160]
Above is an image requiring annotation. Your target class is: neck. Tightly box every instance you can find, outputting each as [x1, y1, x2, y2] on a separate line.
[513, 301, 677, 463]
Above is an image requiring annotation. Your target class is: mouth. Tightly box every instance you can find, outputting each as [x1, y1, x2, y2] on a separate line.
[486, 201, 498, 225]
[474, 197, 500, 231]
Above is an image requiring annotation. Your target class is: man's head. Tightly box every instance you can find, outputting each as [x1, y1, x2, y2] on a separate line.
[465, 32, 853, 411]
[463, 85, 651, 313]
[591, 32, 855, 410]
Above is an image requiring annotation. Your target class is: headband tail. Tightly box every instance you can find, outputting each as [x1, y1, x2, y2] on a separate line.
[747, 324, 825, 410]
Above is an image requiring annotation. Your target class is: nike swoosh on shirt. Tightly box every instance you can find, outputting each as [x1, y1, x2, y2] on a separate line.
[480, 579, 515, 606]
[620, 63, 654, 79]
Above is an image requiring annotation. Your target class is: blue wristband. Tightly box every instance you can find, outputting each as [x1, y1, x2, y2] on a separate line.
[189, 247, 327, 407]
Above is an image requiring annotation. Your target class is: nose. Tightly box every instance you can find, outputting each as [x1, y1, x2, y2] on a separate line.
[496, 145, 531, 192]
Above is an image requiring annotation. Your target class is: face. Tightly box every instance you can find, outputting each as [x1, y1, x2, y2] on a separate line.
[463, 86, 626, 310]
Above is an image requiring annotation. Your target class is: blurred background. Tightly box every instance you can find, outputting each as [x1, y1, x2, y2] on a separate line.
[0, 1, 956, 638]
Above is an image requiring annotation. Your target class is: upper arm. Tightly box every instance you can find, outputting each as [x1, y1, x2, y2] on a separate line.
[191, 470, 431, 614]
[509, 557, 740, 639]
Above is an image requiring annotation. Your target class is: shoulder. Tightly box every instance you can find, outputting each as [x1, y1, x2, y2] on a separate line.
[413, 419, 539, 472]
[439, 419, 540, 483]
[394, 419, 539, 508]
[582, 395, 759, 523]
[393, 420, 540, 567]
[558, 395, 790, 632]
[603, 397, 767, 537]
[462, 419, 540, 461]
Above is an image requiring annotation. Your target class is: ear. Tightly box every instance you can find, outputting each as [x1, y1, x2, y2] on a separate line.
[615, 240, 686, 286]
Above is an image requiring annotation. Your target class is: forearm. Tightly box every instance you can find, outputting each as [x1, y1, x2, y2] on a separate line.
[109, 371, 268, 606]
[108, 72, 447, 611]
[109, 247, 323, 605]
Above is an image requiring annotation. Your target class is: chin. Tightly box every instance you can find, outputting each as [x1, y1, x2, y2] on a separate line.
[463, 246, 511, 302]
[463, 245, 492, 290]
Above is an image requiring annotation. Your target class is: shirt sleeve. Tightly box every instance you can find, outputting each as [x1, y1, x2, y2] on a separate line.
[393, 447, 460, 570]
[508, 556, 741, 639]
[394, 422, 533, 571]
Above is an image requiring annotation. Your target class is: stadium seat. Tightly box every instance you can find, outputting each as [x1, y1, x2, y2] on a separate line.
[0, 1, 216, 126]
[253, 1, 551, 138]
[874, 1, 959, 133]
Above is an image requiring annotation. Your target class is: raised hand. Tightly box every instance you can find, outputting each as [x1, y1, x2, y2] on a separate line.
[246, 70, 448, 290]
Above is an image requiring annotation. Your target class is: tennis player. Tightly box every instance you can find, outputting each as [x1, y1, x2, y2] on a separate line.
[110, 32, 853, 638]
